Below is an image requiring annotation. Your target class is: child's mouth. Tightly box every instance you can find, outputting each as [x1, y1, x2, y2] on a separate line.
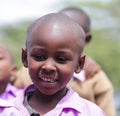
[39, 73, 58, 83]
[39, 76, 58, 83]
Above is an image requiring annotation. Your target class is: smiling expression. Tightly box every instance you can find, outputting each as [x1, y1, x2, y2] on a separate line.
[22, 13, 85, 95]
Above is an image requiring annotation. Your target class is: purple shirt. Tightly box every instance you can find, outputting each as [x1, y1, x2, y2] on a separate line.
[0, 83, 23, 101]
[0, 84, 105, 116]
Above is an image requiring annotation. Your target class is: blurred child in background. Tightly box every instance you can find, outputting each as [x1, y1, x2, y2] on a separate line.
[0, 44, 22, 101]
[60, 7, 116, 116]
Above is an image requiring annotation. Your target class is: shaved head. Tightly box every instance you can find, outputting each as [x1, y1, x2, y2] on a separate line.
[26, 13, 85, 53]
[59, 7, 91, 33]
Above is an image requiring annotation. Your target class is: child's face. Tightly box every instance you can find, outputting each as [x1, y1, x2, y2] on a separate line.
[0, 46, 12, 82]
[23, 21, 84, 95]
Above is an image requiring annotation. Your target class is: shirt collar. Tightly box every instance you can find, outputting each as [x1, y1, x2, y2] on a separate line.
[73, 70, 85, 81]
[0, 98, 14, 107]
[56, 87, 84, 113]
[4, 83, 20, 97]
[14, 84, 84, 114]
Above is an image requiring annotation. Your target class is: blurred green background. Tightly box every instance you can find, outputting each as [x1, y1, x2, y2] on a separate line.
[0, 0, 119, 88]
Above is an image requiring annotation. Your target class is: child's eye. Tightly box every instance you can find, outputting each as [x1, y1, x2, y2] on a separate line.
[33, 55, 45, 61]
[56, 57, 68, 64]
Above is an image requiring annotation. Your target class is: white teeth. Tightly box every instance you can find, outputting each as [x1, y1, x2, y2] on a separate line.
[40, 76, 58, 83]
[38, 71, 58, 83]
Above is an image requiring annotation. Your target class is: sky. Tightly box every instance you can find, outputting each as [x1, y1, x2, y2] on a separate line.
[0, 0, 112, 25]
[0, 0, 60, 25]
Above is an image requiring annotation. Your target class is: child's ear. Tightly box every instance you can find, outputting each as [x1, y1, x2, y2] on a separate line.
[75, 55, 85, 73]
[22, 48, 28, 68]
[85, 32, 92, 44]
[10, 64, 18, 76]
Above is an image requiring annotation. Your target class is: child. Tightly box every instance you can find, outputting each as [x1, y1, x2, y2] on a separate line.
[0, 44, 22, 101]
[0, 13, 105, 116]
[60, 7, 116, 116]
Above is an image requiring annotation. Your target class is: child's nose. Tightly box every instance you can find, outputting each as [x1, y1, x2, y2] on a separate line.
[42, 58, 56, 71]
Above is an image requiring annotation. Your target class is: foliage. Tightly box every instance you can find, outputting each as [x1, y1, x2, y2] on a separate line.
[0, 21, 31, 67]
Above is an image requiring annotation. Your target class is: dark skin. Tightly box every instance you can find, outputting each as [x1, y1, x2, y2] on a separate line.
[22, 13, 85, 115]
[0, 44, 17, 94]
[10, 7, 91, 90]
[60, 7, 92, 44]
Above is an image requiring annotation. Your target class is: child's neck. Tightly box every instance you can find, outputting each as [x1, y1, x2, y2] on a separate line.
[29, 87, 68, 115]
[0, 81, 8, 94]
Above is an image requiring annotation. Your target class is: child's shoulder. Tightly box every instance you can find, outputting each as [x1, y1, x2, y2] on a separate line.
[59, 87, 105, 116]
[0, 85, 33, 116]
[83, 55, 101, 79]
[79, 95, 105, 115]
[0, 83, 23, 101]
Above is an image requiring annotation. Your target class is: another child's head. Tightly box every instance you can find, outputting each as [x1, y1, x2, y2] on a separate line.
[22, 13, 85, 95]
[0, 44, 17, 84]
[60, 7, 92, 44]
